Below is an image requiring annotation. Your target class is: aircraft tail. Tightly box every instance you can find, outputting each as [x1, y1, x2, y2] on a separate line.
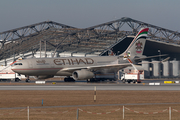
[122, 28, 149, 58]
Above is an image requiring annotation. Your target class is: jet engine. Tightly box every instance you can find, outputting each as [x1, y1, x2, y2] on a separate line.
[72, 69, 94, 80]
[34, 75, 54, 79]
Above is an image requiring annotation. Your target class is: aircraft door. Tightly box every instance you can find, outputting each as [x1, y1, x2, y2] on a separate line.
[51, 60, 54, 68]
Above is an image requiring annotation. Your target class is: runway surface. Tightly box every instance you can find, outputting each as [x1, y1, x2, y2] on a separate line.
[1, 79, 180, 90]
[1, 84, 180, 90]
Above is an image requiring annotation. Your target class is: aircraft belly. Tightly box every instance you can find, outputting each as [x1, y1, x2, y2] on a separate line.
[98, 68, 116, 73]
[55, 72, 72, 76]
[16, 69, 58, 76]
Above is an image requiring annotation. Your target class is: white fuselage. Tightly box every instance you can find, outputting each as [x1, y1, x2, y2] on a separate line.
[11, 56, 128, 76]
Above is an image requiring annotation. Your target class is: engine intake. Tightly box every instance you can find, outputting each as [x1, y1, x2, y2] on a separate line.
[72, 69, 94, 80]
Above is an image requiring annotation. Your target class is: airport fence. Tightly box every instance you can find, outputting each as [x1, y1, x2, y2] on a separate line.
[1, 105, 180, 119]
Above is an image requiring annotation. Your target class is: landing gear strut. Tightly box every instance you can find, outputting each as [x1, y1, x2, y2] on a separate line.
[25, 76, 30, 82]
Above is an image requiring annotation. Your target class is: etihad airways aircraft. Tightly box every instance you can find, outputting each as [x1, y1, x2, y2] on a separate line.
[11, 28, 149, 82]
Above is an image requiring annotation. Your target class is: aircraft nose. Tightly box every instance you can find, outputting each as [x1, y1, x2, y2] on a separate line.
[11, 66, 18, 72]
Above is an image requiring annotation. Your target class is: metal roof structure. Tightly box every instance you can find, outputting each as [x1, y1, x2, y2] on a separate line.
[0, 17, 180, 61]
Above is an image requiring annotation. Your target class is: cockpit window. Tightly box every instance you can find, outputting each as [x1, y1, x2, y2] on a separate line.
[14, 63, 23, 65]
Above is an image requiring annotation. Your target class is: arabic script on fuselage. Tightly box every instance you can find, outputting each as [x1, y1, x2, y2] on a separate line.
[36, 60, 46, 64]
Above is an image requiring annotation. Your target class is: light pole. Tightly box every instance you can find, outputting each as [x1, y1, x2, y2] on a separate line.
[158, 50, 161, 78]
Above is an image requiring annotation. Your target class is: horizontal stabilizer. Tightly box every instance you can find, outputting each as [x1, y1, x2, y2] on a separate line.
[161, 57, 170, 62]
[134, 54, 168, 61]
[138, 57, 171, 64]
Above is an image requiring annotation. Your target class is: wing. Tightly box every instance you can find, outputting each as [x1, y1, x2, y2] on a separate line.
[60, 63, 132, 73]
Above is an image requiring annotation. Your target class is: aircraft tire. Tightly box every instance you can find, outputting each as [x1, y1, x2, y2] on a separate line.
[25, 79, 30, 82]
[87, 79, 91, 82]
[64, 77, 75, 82]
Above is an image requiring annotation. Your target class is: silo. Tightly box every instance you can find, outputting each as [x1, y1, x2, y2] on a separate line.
[142, 60, 150, 78]
[162, 61, 170, 77]
[170, 60, 179, 77]
[152, 60, 160, 77]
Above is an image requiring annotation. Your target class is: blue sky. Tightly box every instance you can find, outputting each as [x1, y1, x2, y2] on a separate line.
[0, 0, 180, 32]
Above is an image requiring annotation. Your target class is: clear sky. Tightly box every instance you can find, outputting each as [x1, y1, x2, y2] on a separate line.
[0, 0, 180, 32]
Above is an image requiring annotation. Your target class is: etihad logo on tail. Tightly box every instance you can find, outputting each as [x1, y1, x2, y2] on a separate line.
[124, 28, 149, 57]
[136, 41, 143, 54]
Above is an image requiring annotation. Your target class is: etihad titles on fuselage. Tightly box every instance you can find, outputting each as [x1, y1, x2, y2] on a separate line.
[53, 58, 94, 65]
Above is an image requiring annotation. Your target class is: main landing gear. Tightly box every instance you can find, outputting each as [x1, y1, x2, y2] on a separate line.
[64, 77, 75, 82]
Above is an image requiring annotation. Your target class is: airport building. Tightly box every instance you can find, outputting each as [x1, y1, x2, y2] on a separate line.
[0, 17, 180, 79]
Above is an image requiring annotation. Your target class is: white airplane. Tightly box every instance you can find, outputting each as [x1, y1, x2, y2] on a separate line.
[11, 28, 149, 82]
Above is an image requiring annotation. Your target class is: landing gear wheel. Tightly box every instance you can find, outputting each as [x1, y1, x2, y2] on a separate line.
[25, 79, 30, 82]
[25, 75, 30, 83]
[64, 77, 75, 82]
[87, 79, 91, 82]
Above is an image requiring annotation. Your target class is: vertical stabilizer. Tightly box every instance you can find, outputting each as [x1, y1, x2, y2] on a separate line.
[123, 28, 149, 58]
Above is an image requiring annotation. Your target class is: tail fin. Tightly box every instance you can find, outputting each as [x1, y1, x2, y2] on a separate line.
[123, 28, 149, 58]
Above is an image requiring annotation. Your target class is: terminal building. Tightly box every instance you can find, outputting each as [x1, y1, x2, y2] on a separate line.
[0, 17, 180, 79]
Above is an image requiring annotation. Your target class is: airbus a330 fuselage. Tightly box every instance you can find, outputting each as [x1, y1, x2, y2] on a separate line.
[12, 56, 127, 76]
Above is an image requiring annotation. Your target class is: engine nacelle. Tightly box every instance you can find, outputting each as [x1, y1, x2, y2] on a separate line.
[34, 75, 54, 79]
[72, 69, 94, 80]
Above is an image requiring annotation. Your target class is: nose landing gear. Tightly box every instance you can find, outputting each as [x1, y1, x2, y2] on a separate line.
[25, 76, 30, 82]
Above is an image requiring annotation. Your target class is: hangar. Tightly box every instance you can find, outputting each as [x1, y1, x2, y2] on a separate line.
[1, 17, 180, 79]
